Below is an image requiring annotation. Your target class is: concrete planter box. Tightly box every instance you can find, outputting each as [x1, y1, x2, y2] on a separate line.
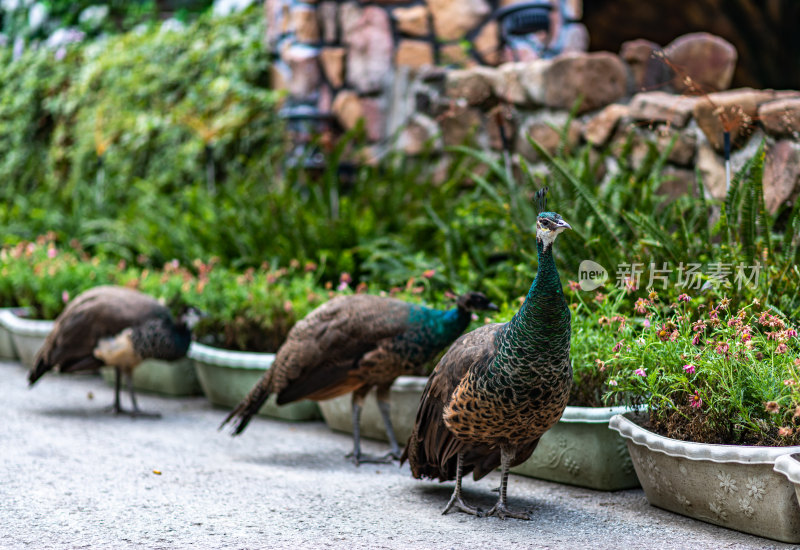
[318, 375, 428, 445]
[0, 308, 25, 360]
[510, 405, 640, 491]
[100, 358, 202, 397]
[0, 310, 53, 368]
[611, 413, 800, 543]
[189, 341, 320, 421]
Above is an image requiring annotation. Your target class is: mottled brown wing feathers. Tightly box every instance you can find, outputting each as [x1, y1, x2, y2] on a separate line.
[221, 295, 414, 435]
[403, 323, 504, 481]
[30, 286, 167, 385]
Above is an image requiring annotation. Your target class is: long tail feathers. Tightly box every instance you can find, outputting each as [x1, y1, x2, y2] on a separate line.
[219, 373, 274, 436]
[28, 357, 51, 386]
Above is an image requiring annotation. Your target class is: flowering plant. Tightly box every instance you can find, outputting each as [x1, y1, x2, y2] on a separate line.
[604, 290, 800, 446]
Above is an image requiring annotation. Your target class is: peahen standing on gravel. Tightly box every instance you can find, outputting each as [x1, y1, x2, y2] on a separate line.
[29, 286, 199, 417]
[402, 188, 572, 519]
[220, 291, 498, 465]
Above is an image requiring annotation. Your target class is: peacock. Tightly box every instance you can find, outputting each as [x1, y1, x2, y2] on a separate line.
[220, 291, 498, 465]
[29, 286, 199, 417]
[402, 188, 572, 519]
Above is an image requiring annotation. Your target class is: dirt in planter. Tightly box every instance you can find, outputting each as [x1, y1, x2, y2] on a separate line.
[193, 316, 294, 353]
[642, 407, 800, 447]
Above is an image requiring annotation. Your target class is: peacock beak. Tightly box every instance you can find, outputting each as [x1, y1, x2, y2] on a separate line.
[487, 302, 500, 311]
[558, 219, 572, 230]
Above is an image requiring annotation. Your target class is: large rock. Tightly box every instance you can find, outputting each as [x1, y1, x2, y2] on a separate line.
[764, 140, 800, 213]
[340, 4, 393, 93]
[445, 67, 497, 107]
[517, 112, 582, 162]
[473, 20, 500, 66]
[696, 142, 726, 200]
[398, 114, 441, 155]
[318, 2, 339, 43]
[517, 59, 554, 106]
[440, 107, 483, 147]
[488, 62, 529, 105]
[291, 3, 319, 43]
[264, 0, 291, 49]
[360, 97, 386, 141]
[440, 44, 472, 67]
[392, 5, 430, 37]
[620, 39, 670, 93]
[332, 90, 364, 131]
[664, 32, 737, 93]
[396, 39, 434, 68]
[541, 52, 628, 114]
[583, 103, 629, 146]
[282, 45, 321, 98]
[428, 0, 490, 41]
[759, 98, 800, 138]
[628, 91, 699, 127]
[320, 47, 346, 88]
[486, 105, 517, 151]
[693, 88, 776, 151]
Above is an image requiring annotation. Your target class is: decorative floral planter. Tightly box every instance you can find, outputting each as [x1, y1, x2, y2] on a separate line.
[0, 308, 24, 360]
[510, 405, 640, 491]
[189, 341, 320, 421]
[610, 413, 800, 543]
[317, 375, 428, 444]
[0, 310, 53, 368]
[100, 358, 202, 397]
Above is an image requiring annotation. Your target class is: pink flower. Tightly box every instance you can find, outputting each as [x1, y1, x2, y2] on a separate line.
[787, 329, 798, 338]
[643, 319, 651, 328]
[765, 401, 780, 414]
[715, 342, 729, 354]
[683, 364, 696, 374]
[337, 281, 349, 291]
[779, 427, 794, 437]
[634, 368, 646, 377]
[612, 340, 624, 352]
[47, 247, 57, 259]
[471, 313, 479, 321]
[689, 390, 702, 409]
[568, 280, 580, 292]
[692, 333, 701, 346]
[422, 269, 436, 279]
[608, 379, 618, 386]
[678, 293, 691, 303]
[339, 272, 352, 284]
[61, 291, 69, 303]
[634, 298, 648, 315]
[776, 343, 789, 354]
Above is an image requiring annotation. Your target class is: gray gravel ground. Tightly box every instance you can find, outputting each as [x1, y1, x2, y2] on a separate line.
[0, 359, 793, 549]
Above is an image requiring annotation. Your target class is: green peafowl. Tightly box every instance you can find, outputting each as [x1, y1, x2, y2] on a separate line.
[29, 286, 199, 417]
[402, 188, 572, 519]
[220, 292, 498, 465]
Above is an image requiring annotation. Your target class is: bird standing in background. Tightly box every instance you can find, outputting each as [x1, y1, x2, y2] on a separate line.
[29, 286, 198, 417]
[403, 188, 572, 519]
[220, 292, 498, 465]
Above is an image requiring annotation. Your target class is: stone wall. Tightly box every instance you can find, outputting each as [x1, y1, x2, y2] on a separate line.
[265, 0, 588, 142]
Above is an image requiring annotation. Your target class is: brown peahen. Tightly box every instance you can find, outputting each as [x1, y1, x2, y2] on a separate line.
[220, 292, 498, 465]
[28, 286, 199, 417]
[402, 189, 572, 519]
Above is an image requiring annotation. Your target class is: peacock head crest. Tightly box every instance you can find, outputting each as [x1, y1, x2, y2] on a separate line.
[456, 292, 499, 312]
[535, 188, 571, 249]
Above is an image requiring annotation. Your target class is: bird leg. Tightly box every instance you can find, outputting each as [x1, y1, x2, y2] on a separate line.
[344, 389, 391, 465]
[106, 367, 159, 418]
[442, 452, 482, 517]
[485, 446, 530, 520]
[375, 385, 402, 461]
[126, 371, 160, 418]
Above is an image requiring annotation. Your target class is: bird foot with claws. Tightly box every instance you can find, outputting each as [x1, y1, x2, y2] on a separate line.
[105, 404, 161, 418]
[344, 451, 393, 466]
[442, 493, 482, 517]
[485, 502, 530, 520]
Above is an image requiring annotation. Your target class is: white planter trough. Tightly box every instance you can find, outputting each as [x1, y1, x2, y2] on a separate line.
[611, 413, 800, 543]
[189, 341, 320, 421]
[317, 375, 428, 445]
[0, 307, 24, 360]
[510, 405, 640, 491]
[0, 310, 53, 368]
